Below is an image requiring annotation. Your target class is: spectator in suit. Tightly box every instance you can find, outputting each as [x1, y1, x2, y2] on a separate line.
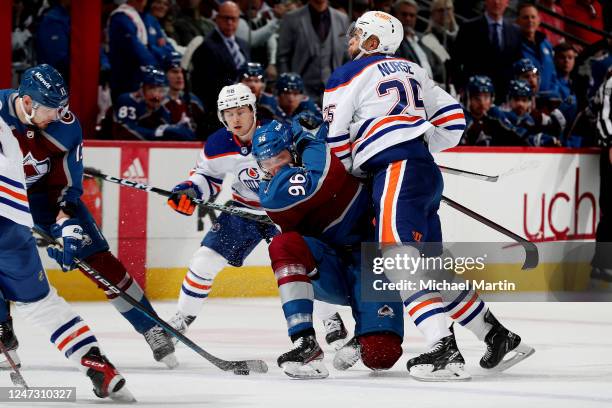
[517, 3, 558, 92]
[393, 0, 438, 82]
[191, 1, 250, 113]
[108, 0, 159, 102]
[452, 0, 522, 102]
[277, 0, 349, 105]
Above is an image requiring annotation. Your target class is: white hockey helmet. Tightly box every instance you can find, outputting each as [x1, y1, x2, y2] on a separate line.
[217, 83, 257, 127]
[349, 11, 403, 60]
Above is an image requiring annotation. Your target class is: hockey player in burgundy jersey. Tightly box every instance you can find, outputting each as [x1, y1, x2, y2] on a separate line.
[0, 64, 177, 369]
[252, 119, 405, 379]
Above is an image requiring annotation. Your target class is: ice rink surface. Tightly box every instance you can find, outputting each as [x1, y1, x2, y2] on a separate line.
[5, 298, 612, 408]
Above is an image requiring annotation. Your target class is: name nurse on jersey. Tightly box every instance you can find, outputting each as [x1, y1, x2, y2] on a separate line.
[377, 61, 415, 77]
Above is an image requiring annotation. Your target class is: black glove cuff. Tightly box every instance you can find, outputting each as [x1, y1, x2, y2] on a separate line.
[58, 201, 78, 218]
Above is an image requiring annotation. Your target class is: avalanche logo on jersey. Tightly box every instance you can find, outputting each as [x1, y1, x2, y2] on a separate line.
[23, 151, 51, 187]
[238, 167, 261, 194]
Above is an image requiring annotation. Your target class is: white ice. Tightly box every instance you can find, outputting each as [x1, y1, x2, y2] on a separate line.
[5, 299, 612, 408]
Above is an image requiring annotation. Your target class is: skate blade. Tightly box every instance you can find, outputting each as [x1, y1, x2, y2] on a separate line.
[281, 360, 329, 379]
[409, 363, 471, 382]
[333, 346, 360, 371]
[109, 386, 137, 403]
[0, 350, 21, 370]
[160, 353, 179, 369]
[486, 343, 535, 373]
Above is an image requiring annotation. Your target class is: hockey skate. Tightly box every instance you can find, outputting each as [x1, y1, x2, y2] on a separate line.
[333, 336, 361, 370]
[168, 311, 196, 345]
[82, 347, 136, 402]
[278, 334, 329, 379]
[406, 332, 471, 381]
[0, 318, 20, 370]
[480, 310, 535, 372]
[143, 325, 178, 369]
[323, 312, 348, 350]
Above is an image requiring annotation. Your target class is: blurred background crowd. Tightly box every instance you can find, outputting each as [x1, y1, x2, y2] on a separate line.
[9, 0, 612, 147]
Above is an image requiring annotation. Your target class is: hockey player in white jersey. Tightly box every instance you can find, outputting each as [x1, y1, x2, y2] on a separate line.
[324, 11, 533, 380]
[166, 84, 347, 346]
[0, 117, 133, 401]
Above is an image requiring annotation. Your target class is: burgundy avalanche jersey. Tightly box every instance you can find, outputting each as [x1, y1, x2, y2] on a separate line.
[0, 90, 84, 208]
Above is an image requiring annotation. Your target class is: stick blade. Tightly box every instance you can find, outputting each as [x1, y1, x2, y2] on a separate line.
[10, 372, 28, 389]
[225, 360, 268, 374]
[521, 243, 539, 270]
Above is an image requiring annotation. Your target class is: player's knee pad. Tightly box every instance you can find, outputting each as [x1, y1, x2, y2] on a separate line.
[82, 251, 128, 288]
[188, 246, 228, 281]
[358, 332, 403, 370]
[268, 232, 317, 275]
[14, 287, 77, 333]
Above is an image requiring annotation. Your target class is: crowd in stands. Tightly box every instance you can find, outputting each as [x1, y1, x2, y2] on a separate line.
[10, 0, 612, 147]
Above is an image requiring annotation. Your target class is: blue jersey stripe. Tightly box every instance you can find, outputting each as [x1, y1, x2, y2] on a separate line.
[0, 174, 25, 189]
[64, 336, 97, 358]
[50, 316, 82, 343]
[430, 103, 463, 121]
[328, 133, 350, 143]
[354, 120, 426, 156]
[459, 301, 485, 326]
[355, 118, 376, 140]
[444, 289, 470, 312]
[0, 197, 30, 213]
[445, 124, 466, 131]
[403, 289, 435, 306]
[413, 307, 446, 326]
[181, 285, 208, 298]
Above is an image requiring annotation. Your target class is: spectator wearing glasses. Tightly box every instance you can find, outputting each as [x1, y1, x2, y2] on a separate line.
[191, 1, 251, 114]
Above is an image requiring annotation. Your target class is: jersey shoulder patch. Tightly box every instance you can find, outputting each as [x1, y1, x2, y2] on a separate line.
[204, 128, 242, 158]
[43, 114, 83, 151]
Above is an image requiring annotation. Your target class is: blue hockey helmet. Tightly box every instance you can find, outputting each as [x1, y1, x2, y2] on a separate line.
[238, 62, 265, 80]
[141, 65, 168, 87]
[276, 73, 304, 94]
[18, 64, 68, 110]
[252, 120, 294, 177]
[508, 79, 533, 98]
[513, 58, 538, 77]
[162, 51, 183, 71]
[18, 64, 69, 125]
[467, 75, 494, 96]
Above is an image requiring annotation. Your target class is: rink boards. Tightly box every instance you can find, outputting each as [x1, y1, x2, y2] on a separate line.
[41, 141, 602, 300]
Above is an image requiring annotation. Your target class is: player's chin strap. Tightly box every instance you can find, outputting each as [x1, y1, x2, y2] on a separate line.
[18, 97, 35, 126]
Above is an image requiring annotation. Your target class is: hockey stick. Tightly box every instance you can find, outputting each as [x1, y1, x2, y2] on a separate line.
[441, 195, 539, 270]
[438, 165, 499, 182]
[0, 338, 29, 389]
[84, 168, 275, 226]
[32, 226, 268, 375]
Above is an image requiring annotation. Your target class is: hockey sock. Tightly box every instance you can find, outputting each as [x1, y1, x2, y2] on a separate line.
[178, 246, 227, 317]
[14, 287, 100, 372]
[83, 251, 155, 334]
[443, 288, 490, 340]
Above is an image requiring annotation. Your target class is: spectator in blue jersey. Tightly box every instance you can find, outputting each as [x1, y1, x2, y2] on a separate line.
[112, 66, 196, 141]
[503, 79, 536, 142]
[191, 1, 251, 115]
[108, 0, 159, 102]
[516, 2, 558, 93]
[554, 42, 585, 131]
[35, 0, 71, 83]
[275, 73, 322, 126]
[461, 75, 525, 146]
[143, 0, 177, 66]
[162, 52, 207, 140]
[237, 62, 280, 123]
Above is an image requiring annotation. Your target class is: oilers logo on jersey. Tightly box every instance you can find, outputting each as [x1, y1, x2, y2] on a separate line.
[237, 167, 261, 194]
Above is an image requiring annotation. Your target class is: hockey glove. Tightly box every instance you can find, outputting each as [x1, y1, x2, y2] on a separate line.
[295, 111, 323, 130]
[47, 218, 84, 272]
[167, 181, 202, 216]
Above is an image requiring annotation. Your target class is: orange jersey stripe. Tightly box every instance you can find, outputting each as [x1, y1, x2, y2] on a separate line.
[185, 275, 211, 291]
[450, 292, 478, 319]
[381, 161, 403, 244]
[408, 297, 443, 316]
[57, 326, 90, 351]
[352, 115, 422, 151]
[431, 112, 465, 126]
[0, 185, 28, 202]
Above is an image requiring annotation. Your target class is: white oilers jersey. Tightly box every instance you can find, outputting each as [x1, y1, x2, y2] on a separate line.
[323, 55, 465, 175]
[188, 128, 264, 210]
[0, 116, 32, 227]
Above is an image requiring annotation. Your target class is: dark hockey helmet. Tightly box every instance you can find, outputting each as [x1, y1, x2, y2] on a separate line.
[467, 75, 494, 97]
[508, 79, 533, 98]
[141, 65, 168, 87]
[162, 51, 183, 72]
[513, 58, 538, 77]
[276, 72, 304, 94]
[18, 64, 68, 110]
[252, 120, 294, 178]
[238, 62, 265, 81]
